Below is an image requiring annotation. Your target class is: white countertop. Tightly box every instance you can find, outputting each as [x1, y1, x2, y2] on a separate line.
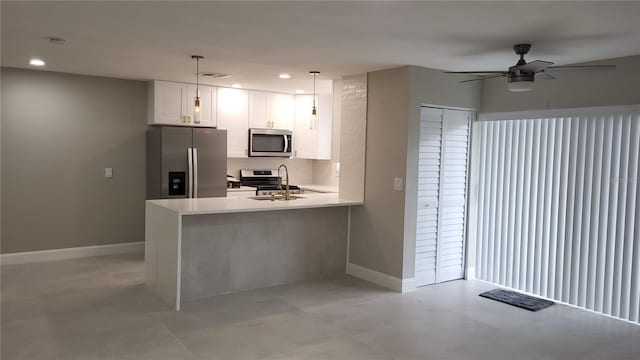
[147, 193, 361, 215]
[299, 184, 339, 193]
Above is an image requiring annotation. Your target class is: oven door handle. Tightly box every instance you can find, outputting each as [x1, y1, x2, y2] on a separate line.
[283, 134, 289, 153]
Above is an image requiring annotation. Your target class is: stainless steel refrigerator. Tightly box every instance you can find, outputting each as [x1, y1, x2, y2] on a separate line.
[147, 126, 227, 199]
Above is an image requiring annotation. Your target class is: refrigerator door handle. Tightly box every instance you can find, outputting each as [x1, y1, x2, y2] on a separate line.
[193, 147, 199, 198]
[187, 147, 193, 198]
[283, 135, 289, 153]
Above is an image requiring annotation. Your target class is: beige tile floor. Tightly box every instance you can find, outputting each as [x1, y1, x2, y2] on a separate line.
[2, 252, 639, 360]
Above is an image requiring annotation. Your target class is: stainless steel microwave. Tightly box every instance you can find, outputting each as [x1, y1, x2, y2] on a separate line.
[249, 128, 293, 157]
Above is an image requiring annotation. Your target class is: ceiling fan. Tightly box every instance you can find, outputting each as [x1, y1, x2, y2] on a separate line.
[445, 44, 616, 92]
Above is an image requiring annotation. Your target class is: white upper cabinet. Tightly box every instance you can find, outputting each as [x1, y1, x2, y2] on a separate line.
[248, 91, 270, 129]
[316, 93, 333, 160]
[249, 91, 294, 130]
[188, 85, 217, 127]
[217, 87, 249, 158]
[150, 81, 187, 125]
[294, 95, 318, 159]
[149, 80, 332, 160]
[148, 81, 217, 127]
[294, 94, 332, 160]
[270, 93, 295, 130]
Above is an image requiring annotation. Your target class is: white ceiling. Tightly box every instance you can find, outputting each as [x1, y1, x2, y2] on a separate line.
[2, 1, 640, 93]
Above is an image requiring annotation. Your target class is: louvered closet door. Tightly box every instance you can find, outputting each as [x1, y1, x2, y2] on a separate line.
[416, 107, 471, 286]
[439, 109, 471, 282]
[416, 107, 443, 286]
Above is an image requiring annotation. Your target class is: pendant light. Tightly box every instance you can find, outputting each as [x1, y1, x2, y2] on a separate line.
[309, 71, 320, 129]
[192, 55, 204, 113]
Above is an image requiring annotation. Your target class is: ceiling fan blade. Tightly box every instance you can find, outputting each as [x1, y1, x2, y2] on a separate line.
[536, 72, 556, 80]
[459, 74, 506, 83]
[512, 60, 554, 73]
[445, 71, 509, 76]
[547, 65, 616, 72]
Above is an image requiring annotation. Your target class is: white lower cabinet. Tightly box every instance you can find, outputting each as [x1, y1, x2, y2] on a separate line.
[217, 88, 249, 158]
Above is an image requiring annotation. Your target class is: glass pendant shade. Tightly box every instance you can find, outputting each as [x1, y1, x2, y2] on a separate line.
[194, 97, 201, 112]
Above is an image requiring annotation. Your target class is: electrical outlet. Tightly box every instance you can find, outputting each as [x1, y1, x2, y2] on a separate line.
[105, 167, 113, 178]
[394, 177, 403, 191]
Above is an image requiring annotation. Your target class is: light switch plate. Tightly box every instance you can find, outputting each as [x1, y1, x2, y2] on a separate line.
[105, 167, 113, 178]
[394, 177, 403, 191]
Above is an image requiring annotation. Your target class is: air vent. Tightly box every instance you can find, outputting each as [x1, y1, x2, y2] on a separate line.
[200, 72, 231, 79]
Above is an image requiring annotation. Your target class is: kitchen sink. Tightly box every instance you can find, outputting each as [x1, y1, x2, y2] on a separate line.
[249, 195, 305, 201]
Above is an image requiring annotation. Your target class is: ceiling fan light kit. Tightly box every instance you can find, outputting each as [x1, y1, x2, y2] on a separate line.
[507, 79, 534, 92]
[445, 43, 616, 92]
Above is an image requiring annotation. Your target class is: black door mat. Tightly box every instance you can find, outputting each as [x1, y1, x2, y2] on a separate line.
[479, 288, 554, 312]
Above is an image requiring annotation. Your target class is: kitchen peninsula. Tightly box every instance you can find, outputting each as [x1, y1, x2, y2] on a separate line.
[145, 193, 361, 310]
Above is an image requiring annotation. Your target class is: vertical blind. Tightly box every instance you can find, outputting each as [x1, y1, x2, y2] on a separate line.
[474, 107, 640, 323]
[416, 107, 471, 286]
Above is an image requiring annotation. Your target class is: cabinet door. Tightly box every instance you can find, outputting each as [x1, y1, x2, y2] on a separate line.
[188, 85, 217, 127]
[152, 81, 188, 125]
[315, 93, 333, 160]
[217, 88, 249, 158]
[293, 95, 318, 159]
[271, 93, 295, 130]
[248, 91, 270, 129]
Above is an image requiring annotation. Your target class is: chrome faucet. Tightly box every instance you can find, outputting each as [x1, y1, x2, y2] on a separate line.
[277, 164, 291, 200]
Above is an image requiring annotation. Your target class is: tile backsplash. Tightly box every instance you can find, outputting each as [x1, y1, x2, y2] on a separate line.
[227, 158, 314, 185]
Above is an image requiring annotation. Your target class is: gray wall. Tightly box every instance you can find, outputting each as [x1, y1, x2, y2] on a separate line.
[348, 65, 481, 279]
[349, 67, 410, 278]
[481, 55, 640, 112]
[1, 68, 147, 253]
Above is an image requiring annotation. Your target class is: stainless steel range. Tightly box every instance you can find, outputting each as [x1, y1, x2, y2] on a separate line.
[240, 169, 302, 196]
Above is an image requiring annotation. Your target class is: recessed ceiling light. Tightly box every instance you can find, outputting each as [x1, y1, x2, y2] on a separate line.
[279, 73, 291, 79]
[29, 58, 45, 66]
[231, 84, 241, 88]
[295, 89, 305, 94]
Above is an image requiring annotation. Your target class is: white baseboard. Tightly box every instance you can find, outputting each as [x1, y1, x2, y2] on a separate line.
[466, 267, 476, 280]
[401, 277, 417, 293]
[346, 262, 415, 293]
[1, 242, 144, 265]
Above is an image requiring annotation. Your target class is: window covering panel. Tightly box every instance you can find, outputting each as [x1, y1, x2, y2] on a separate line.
[474, 107, 640, 323]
